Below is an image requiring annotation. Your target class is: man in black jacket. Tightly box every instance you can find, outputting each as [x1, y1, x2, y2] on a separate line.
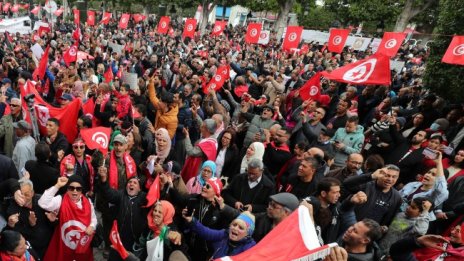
[222, 158, 275, 213]
[44, 118, 69, 166]
[342, 165, 402, 227]
[25, 142, 60, 195]
[97, 170, 149, 261]
[281, 156, 323, 199]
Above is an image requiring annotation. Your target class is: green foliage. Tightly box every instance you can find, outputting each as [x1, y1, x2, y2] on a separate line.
[423, 0, 464, 102]
[297, 6, 336, 30]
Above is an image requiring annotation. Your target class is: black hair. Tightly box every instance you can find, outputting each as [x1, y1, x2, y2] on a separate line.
[79, 115, 92, 128]
[364, 154, 385, 173]
[411, 197, 434, 212]
[361, 218, 382, 242]
[0, 230, 23, 252]
[35, 142, 51, 162]
[47, 117, 60, 126]
[135, 104, 147, 117]
[316, 177, 341, 196]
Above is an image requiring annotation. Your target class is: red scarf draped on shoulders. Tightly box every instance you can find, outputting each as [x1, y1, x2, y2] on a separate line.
[60, 154, 95, 192]
[109, 151, 137, 189]
[43, 194, 94, 261]
[181, 137, 217, 183]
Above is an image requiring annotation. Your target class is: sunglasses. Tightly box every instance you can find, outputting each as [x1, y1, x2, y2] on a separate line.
[73, 145, 85, 150]
[204, 184, 212, 189]
[67, 186, 83, 192]
[10, 104, 20, 107]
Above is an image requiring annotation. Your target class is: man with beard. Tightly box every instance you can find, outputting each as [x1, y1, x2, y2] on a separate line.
[327, 153, 364, 183]
[97, 168, 148, 261]
[263, 127, 292, 178]
[337, 218, 383, 261]
[386, 116, 428, 186]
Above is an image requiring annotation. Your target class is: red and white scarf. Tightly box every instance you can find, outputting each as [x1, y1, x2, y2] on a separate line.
[109, 151, 137, 189]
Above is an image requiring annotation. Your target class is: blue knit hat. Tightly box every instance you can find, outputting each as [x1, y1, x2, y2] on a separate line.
[235, 211, 255, 235]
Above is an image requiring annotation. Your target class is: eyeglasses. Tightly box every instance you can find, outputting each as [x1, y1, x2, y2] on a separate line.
[73, 145, 85, 150]
[67, 186, 83, 192]
[263, 108, 273, 112]
[10, 104, 20, 107]
[204, 184, 211, 189]
[268, 201, 283, 210]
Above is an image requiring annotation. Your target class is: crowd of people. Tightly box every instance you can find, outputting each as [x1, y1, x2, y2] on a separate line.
[0, 10, 463, 261]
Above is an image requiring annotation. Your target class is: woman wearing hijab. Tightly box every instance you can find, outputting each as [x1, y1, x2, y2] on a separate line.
[154, 128, 174, 164]
[185, 160, 217, 194]
[240, 142, 265, 173]
[137, 200, 186, 261]
[182, 210, 256, 259]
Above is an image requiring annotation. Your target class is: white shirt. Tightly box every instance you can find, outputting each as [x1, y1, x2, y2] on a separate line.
[215, 148, 227, 177]
[38, 186, 98, 229]
[248, 176, 262, 189]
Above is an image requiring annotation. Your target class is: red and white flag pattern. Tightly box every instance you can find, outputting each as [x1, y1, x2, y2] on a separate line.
[80, 127, 111, 155]
[258, 30, 270, 45]
[132, 14, 146, 23]
[101, 12, 112, 25]
[299, 72, 322, 101]
[211, 21, 227, 36]
[119, 13, 130, 29]
[87, 10, 95, 26]
[442, 35, 464, 65]
[376, 32, 406, 57]
[328, 28, 350, 53]
[321, 53, 391, 85]
[245, 23, 262, 44]
[63, 42, 78, 66]
[73, 9, 80, 25]
[110, 221, 129, 259]
[54, 7, 64, 16]
[157, 16, 170, 34]
[183, 18, 197, 39]
[282, 26, 303, 51]
[31, 5, 40, 15]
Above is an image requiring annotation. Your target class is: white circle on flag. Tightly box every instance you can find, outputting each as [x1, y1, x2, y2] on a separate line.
[161, 21, 167, 28]
[342, 59, 378, 83]
[88, 15, 93, 20]
[69, 47, 77, 56]
[385, 39, 397, 49]
[187, 24, 193, 32]
[210, 83, 216, 89]
[121, 17, 127, 23]
[260, 32, 268, 39]
[250, 28, 258, 37]
[92, 132, 109, 149]
[111, 230, 121, 245]
[309, 86, 318, 96]
[452, 44, 464, 56]
[61, 220, 87, 250]
[288, 32, 297, 42]
[333, 36, 342, 45]
[214, 25, 221, 32]
[214, 75, 222, 82]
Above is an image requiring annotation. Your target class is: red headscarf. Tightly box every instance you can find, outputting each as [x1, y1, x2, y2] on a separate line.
[147, 200, 175, 236]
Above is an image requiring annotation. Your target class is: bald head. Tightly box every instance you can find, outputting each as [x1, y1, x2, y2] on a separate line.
[305, 147, 324, 160]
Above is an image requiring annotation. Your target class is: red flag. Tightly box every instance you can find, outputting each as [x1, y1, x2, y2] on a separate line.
[203, 67, 228, 94]
[211, 21, 226, 36]
[376, 32, 406, 57]
[168, 27, 175, 37]
[72, 26, 81, 41]
[87, 10, 95, 26]
[11, 4, 20, 13]
[73, 9, 80, 25]
[321, 53, 391, 85]
[183, 18, 197, 39]
[80, 127, 111, 155]
[157, 16, 170, 34]
[3, 3, 10, 12]
[82, 98, 99, 127]
[442, 35, 464, 65]
[282, 26, 303, 52]
[301, 44, 310, 54]
[22, 4, 29, 10]
[31, 5, 40, 15]
[328, 28, 350, 53]
[38, 25, 51, 36]
[109, 221, 129, 259]
[217, 206, 336, 261]
[145, 174, 160, 207]
[104, 66, 113, 83]
[132, 14, 146, 23]
[77, 51, 94, 60]
[54, 7, 64, 16]
[299, 72, 322, 101]
[32, 45, 50, 81]
[245, 23, 262, 44]
[63, 42, 78, 66]
[118, 13, 130, 29]
[101, 12, 112, 25]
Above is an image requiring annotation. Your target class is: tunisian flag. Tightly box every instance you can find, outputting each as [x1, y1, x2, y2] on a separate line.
[157, 16, 170, 34]
[132, 14, 146, 23]
[282, 26, 303, 52]
[104, 66, 113, 83]
[110, 221, 129, 259]
[202, 65, 229, 94]
[218, 206, 336, 261]
[73, 9, 80, 25]
[11, 4, 20, 13]
[87, 10, 95, 26]
[145, 174, 160, 207]
[43, 194, 94, 261]
[21, 81, 81, 143]
[54, 7, 64, 16]
[376, 32, 406, 57]
[321, 53, 391, 85]
[63, 42, 78, 66]
[183, 18, 197, 39]
[328, 28, 350, 53]
[119, 13, 130, 29]
[211, 21, 227, 36]
[32, 45, 50, 81]
[3, 3, 10, 12]
[299, 72, 322, 101]
[101, 12, 112, 25]
[245, 23, 262, 44]
[442, 35, 464, 65]
[80, 127, 111, 155]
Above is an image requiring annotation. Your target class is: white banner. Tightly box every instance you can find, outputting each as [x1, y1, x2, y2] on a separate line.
[122, 72, 138, 90]
[108, 41, 125, 55]
[299, 30, 372, 51]
[390, 60, 405, 73]
[258, 30, 270, 45]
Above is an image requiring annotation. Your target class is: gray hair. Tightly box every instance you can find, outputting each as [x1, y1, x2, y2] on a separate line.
[203, 119, 217, 135]
[19, 178, 33, 191]
[384, 164, 400, 172]
[248, 158, 264, 170]
[11, 98, 21, 106]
